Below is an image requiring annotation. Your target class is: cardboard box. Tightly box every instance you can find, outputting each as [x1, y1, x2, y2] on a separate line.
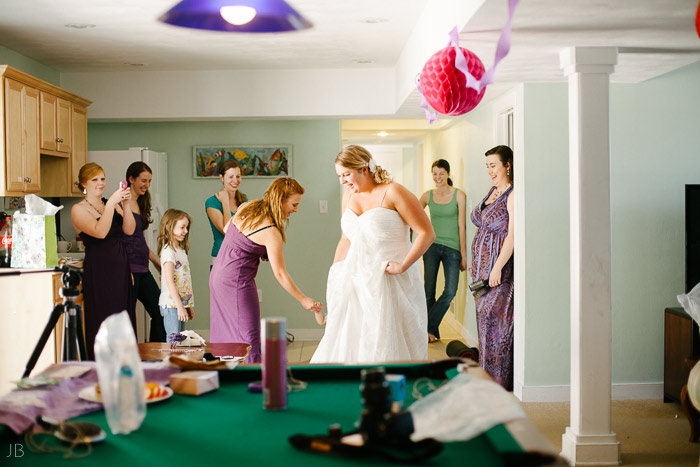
[169, 370, 219, 396]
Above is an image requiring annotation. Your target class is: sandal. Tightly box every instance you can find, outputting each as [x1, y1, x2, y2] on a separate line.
[428, 334, 439, 343]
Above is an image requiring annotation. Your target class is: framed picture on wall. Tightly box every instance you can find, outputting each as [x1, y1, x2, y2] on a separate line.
[193, 144, 292, 178]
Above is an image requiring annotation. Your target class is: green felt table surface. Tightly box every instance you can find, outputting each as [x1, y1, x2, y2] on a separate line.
[1, 363, 525, 466]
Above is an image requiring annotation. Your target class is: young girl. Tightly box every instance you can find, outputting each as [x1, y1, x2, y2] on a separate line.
[158, 208, 194, 336]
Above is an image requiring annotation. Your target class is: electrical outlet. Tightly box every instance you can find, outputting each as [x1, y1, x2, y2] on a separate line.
[319, 200, 328, 214]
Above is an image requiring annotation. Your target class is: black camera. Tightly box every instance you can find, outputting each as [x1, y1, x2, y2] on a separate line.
[56, 264, 83, 297]
[468, 279, 490, 298]
[358, 367, 413, 444]
[289, 367, 442, 462]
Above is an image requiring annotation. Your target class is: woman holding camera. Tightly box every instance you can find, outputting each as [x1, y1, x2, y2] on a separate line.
[71, 162, 135, 359]
[469, 145, 514, 390]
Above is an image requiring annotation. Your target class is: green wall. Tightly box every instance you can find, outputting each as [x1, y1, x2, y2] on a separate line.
[520, 83, 571, 386]
[87, 120, 342, 333]
[609, 60, 700, 382]
[0, 45, 60, 85]
[517, 62, 700, 386]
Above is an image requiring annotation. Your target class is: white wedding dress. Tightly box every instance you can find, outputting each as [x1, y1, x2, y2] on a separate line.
[311, 207, 428, 364]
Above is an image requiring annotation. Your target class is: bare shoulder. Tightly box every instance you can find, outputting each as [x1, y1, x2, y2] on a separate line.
[456, 189, 466, 201]
[255, 221, 282, 244]
[385, 183, 421, 212]
[71, 201, 88, 216]
[387, 182, 416, 201]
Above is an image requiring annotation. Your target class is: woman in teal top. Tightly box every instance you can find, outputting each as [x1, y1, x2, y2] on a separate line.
[420, 159, 467, 343]
[205, 159, 247, 264]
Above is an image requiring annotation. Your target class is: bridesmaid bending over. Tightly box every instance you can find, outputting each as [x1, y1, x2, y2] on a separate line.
[209, 177, 323, 363]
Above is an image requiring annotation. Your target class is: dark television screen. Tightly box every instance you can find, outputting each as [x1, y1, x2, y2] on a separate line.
[687, 185, 700, 293]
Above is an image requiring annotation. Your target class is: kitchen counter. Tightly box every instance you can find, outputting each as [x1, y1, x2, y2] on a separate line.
[0, 258, 85, 394]
[0, 269, 57, 394]
[0, 267, 53, 275]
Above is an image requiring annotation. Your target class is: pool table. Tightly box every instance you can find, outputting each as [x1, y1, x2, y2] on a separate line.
[1, 361, 564, 466]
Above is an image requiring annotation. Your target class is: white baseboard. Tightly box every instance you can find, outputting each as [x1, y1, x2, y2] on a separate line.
[611, 382, 664, 400]
[442, 307, 478, 348]
[515, 382, 664, 402]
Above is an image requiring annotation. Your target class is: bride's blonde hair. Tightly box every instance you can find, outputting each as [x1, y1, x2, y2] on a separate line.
[335, 145, 392, 184]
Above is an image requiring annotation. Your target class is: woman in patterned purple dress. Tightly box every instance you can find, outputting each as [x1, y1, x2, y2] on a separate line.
[469, 145, 514, 390]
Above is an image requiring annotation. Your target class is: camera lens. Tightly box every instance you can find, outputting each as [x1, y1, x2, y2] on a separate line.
[360, 368, 391, 409]
[359, 367, 392, 442]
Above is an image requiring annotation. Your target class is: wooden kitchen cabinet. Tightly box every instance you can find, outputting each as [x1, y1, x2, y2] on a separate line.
[70, 105, 88, 195]
[3, 77, 40, 193]
[1, 65, 91, 197]
[40, 92, 72, 155]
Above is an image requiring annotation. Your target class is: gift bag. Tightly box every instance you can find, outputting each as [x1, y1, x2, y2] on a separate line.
[10, 213, 58, 268]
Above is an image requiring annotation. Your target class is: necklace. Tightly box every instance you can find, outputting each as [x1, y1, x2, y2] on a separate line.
[492, 184, 511, 199]
[84, 197, 104, 215]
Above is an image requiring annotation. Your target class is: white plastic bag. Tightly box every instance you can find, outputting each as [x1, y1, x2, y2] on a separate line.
[408, 372, 525, 442]
[678, 282, 700, 326]
[94, 311, 146, 434]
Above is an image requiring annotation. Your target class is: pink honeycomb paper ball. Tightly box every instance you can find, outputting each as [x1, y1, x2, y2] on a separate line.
[419, 46, 486, 116]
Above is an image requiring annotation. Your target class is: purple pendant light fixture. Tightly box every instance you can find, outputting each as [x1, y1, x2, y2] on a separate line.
[159, 0, 312, 33]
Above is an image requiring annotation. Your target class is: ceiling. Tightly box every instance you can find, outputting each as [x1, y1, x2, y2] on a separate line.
[1, 0, 699, 131]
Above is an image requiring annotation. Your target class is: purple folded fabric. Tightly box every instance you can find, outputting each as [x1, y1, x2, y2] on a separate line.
[0, 362, 179, 435]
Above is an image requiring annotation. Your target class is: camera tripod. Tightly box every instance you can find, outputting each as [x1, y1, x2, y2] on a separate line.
[22, 265, 87, 378]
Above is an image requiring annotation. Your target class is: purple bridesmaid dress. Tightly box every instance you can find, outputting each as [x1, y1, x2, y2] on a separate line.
[470, 185, 514, 390]
[80, 203, 135, 360]
[209, 223, 268, 363]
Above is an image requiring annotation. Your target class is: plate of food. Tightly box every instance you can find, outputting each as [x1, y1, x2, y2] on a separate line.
[78, 382, 173, 404]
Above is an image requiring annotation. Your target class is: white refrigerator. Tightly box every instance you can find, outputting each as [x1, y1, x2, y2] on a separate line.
[88, 147, 168, 342]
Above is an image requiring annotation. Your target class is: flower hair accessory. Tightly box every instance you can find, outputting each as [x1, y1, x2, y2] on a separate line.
[367, 158, 377, 173]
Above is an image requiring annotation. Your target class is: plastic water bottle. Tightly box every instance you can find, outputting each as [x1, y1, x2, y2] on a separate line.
[262, 317, 287, 410]
[0, 216, 12, 268]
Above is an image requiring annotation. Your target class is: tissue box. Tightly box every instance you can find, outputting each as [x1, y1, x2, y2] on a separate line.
[169, 371, 219, 396]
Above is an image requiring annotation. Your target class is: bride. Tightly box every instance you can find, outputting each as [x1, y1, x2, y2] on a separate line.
[311, 145, 435, 363]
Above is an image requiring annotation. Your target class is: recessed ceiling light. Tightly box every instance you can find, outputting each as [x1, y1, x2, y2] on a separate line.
[363, 18, 388, 24]
[352, 59, 373, 64]
[65, 23, 96, 29]
[377, 131, 389, 137]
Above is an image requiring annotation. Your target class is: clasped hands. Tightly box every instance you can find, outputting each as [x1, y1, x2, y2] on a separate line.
[302, 297, 326, 325]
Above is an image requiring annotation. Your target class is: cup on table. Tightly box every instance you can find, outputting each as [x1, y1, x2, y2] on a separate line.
[58, 241, 72, 253]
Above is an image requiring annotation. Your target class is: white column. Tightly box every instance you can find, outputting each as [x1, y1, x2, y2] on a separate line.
[559, 47, 621, 466]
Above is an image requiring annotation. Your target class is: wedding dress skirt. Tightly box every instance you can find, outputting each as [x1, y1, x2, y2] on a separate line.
[311, 208, 428, 363]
